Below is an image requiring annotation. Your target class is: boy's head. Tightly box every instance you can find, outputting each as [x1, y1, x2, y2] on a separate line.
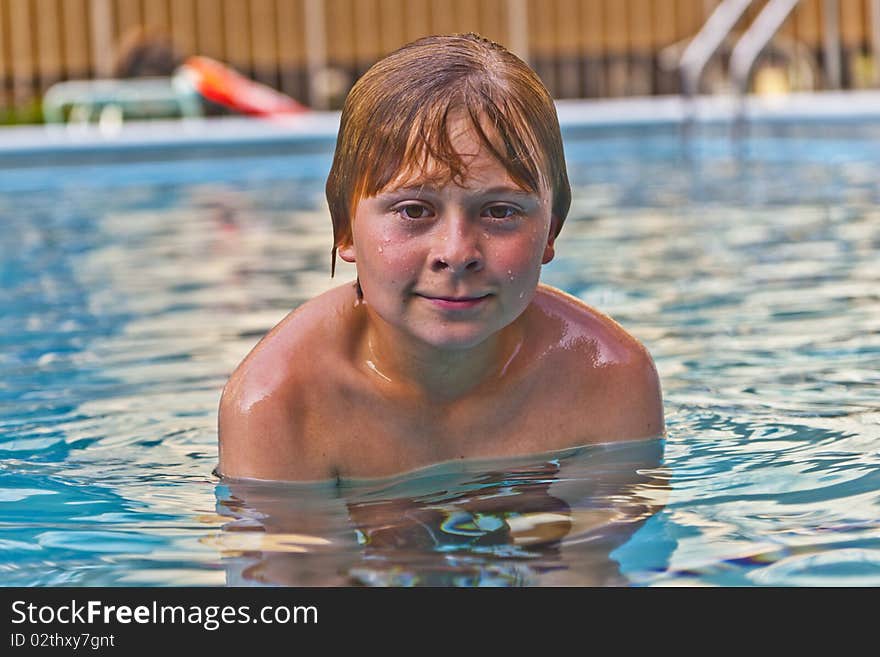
[325, 32, 571, 275]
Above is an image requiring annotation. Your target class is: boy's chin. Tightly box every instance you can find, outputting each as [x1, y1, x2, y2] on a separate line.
[413, 327, 501, 351]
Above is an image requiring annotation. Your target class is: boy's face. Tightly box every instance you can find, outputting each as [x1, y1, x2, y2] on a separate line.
[338, 115, 557, 350]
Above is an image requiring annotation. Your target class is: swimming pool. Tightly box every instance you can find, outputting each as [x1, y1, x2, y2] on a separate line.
[2, 94, 878, 586]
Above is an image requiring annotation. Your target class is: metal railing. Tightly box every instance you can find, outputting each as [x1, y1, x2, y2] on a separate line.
[680, 0, 753, 99]
[730, 0, 803, 95]
[678, 0, 880, 102]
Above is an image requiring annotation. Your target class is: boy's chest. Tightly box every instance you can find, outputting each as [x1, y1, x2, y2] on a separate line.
[314, 371, 595, 478]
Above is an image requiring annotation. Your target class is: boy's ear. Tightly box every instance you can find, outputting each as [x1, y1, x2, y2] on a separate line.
[541, 215, 560, 264]
[338, 242, 356, 263]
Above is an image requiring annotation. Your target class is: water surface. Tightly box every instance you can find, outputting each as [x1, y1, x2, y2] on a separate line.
[1, 119, 878, 585]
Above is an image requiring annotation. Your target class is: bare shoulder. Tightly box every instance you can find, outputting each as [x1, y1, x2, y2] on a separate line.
[217, 282, 359, 482]
[532, 284, 665, 441]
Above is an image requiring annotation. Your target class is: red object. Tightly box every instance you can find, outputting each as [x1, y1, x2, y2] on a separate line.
[179, 55, 309, 116]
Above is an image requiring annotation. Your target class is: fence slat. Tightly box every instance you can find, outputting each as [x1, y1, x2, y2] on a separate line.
[581, 0, 605, 55]
[377, 0, 403, 56]
[554, 0, 580, 97]
[604, 0, 628, 53]
[324, 0, 354, 65]
[59, 0, 88, 79]
[116, 0, 142, 41]
[629, 0, 656, 95]
[527, 0, 553, 57]
[478, 0, 505, 44]
[170, 0, 197, 61]
[675, 0, 706, 44]
[556, 0, 580, 56]
[629, 0, 655, 51]
[276, 0, 305, 69]
[653, 0, 677, 47]
[250, 0, 278, 85]
[275, 0, 302, 99]
[795, 0, 823, 47]
[404, 0, 430, 42]
[430, 0, 455, 35]
[221, 0, 250, 71]
[35, 0, 62, 90]
[353, 0, 380, 70]
[459, 0, 480, 33]
[9, 0, 34, 104]
[301, 0, 326, 107]
[195, 0, 224, 60]
[0, 0, 8, 107]
[142, 0, 168, 34]
[840, 0, 865, 48]
[778, 0, 798, 41]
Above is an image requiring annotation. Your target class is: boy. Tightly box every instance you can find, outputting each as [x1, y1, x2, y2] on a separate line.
[218, 33, 664, 482]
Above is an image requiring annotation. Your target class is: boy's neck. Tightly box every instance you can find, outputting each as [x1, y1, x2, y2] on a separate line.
[357, 314, 526, 404]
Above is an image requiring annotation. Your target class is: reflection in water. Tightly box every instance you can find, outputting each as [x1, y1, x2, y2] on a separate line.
[212, 440, 669, 586]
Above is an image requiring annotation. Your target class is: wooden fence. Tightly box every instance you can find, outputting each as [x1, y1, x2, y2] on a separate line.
[1, 0, 878, 114]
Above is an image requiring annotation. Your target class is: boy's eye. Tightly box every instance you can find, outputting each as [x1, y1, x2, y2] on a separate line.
[485, 205, 517, 219]
[395, 204, 432, 219]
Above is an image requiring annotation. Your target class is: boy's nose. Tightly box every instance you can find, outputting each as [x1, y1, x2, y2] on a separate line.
[430, 220, 484, 274]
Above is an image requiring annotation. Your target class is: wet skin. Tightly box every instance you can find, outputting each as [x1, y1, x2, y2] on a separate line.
[218, 117, 664, 482]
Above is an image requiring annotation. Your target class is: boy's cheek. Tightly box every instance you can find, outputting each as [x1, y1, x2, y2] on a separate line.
[362, 247, 421, 281]
[506, 238, 549, 268]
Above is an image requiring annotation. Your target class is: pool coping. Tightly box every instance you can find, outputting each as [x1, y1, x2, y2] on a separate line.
[2, 90, 880, 164]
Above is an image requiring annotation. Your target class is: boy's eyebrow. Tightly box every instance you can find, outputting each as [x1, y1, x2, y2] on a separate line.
[377, 184, 536, 198]
[375, 185, 434, 197]
[473, 185, 537, 198]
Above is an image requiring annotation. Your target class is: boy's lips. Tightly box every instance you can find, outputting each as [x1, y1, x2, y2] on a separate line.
[415, 292, 492, 309]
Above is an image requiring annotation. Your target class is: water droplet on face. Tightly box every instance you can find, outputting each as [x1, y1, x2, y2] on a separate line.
[378, 246, 383, 253]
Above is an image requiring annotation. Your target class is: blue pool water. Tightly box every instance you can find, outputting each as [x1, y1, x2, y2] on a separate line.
[1, 106, 879, 586]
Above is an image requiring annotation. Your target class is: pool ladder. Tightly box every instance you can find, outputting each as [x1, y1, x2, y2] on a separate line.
[679, 0, 802, 128]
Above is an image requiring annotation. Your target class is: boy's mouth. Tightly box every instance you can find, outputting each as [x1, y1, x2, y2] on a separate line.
[416, 293, 491, 309]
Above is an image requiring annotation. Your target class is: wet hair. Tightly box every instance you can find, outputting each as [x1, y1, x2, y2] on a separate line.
[325, 32, 571, 276]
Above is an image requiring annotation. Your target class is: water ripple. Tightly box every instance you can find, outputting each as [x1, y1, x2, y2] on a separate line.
[2, 125, 879, 585]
